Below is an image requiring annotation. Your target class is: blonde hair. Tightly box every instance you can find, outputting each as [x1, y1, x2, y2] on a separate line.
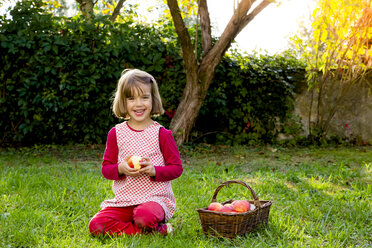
[112, 69, 164, 119]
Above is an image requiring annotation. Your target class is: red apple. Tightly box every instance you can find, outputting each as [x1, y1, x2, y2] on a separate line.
[128, 155, 143, 170]
[232, 200, 250, 212]
[207, 202, 223, 211]
[219, 204, 235, 213]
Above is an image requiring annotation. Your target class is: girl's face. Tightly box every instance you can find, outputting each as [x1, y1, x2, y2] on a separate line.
[126, 83, 153, 129]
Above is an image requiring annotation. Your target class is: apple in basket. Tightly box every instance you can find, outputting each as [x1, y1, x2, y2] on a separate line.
[128, 155, 144, 170]
[208, 202, 223, 211]
[219, 204, 235, 213]
[231, 200, 250, 212]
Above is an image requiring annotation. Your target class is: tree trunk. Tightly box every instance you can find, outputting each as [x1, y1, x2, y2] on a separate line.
[76, 0, 94, 20]
[169, 77, 205, 146]
[169, 57, 218, 146]
[167, 0, 272, 145]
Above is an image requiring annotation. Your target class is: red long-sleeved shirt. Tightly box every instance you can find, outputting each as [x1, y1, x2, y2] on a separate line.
[101, 124, 183, 182]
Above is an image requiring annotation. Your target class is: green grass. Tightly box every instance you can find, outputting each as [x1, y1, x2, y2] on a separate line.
[1, 144, 371, 247]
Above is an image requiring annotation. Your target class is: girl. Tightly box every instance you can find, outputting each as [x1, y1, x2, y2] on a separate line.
[89, 69, 183, 236]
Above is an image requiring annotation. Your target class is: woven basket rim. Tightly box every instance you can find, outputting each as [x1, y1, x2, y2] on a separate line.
[197, 200, 272, 216]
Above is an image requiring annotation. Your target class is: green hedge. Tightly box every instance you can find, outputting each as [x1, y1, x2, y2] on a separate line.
[0, 0, 305, 146]
[197, 52, 305, 145]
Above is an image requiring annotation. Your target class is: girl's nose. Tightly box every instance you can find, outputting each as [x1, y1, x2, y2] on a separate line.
[134, 98, 143, 105]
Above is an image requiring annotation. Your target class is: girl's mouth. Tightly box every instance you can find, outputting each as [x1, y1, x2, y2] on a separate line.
[134, 109, 145, 116]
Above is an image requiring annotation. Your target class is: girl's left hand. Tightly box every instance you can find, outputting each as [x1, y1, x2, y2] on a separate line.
[139, 157, 156, 177]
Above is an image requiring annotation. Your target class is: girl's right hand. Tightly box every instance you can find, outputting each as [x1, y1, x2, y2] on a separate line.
[118, 156, 141, 177]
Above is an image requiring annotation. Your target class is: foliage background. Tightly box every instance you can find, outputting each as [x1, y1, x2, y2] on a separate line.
[0, 0, 306, 147]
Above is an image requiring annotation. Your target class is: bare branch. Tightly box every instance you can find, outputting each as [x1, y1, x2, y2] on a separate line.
[199, 0, 212, 55]
[202, 0, 257, 67]
[166, 0, 197, 68]
[110, 0, 126, 23]
[238, 0, 272, 33]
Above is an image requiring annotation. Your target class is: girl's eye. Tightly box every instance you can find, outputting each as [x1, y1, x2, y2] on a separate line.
[128, 97, 134, 101]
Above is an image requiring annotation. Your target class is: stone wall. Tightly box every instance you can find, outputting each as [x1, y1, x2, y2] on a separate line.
[293, 70, 372, 143]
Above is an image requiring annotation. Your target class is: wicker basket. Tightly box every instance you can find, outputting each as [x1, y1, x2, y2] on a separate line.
[196, 180, 272, 239]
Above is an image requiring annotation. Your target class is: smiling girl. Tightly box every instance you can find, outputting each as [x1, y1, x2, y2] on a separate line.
[89, 69, 183, 237]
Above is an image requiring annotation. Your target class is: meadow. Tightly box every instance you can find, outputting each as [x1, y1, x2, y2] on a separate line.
[0, 144, 371, 247]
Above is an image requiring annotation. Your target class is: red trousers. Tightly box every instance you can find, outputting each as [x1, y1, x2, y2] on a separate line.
[89, 201, 167, 236]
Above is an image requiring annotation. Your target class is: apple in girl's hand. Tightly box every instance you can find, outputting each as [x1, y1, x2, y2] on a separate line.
[127, 155, 143, 170]
[219, 204, 235, 213]
[208, 202, 223, 211]
[232, 200, 251, 212]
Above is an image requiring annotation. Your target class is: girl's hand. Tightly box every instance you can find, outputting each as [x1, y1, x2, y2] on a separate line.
[118, 156, 141, 177]
[138, 157, 156, 177]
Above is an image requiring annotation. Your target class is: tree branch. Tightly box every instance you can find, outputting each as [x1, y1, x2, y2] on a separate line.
[166, 0, 197, 70]
[76, 0, 94, 20]
[238, 0, 272, 33]
[199, 0, 212, 55]
[110, 0, 126, 22]
[202, 0, 255, 68]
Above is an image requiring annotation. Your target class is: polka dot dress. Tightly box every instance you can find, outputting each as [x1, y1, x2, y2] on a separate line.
[100, 121, 175, 222]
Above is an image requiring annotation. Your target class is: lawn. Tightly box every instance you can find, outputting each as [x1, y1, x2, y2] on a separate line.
[0, 144, 371, 247]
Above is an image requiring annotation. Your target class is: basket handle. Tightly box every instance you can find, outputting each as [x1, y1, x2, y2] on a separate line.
[211, 180, 262, 207]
